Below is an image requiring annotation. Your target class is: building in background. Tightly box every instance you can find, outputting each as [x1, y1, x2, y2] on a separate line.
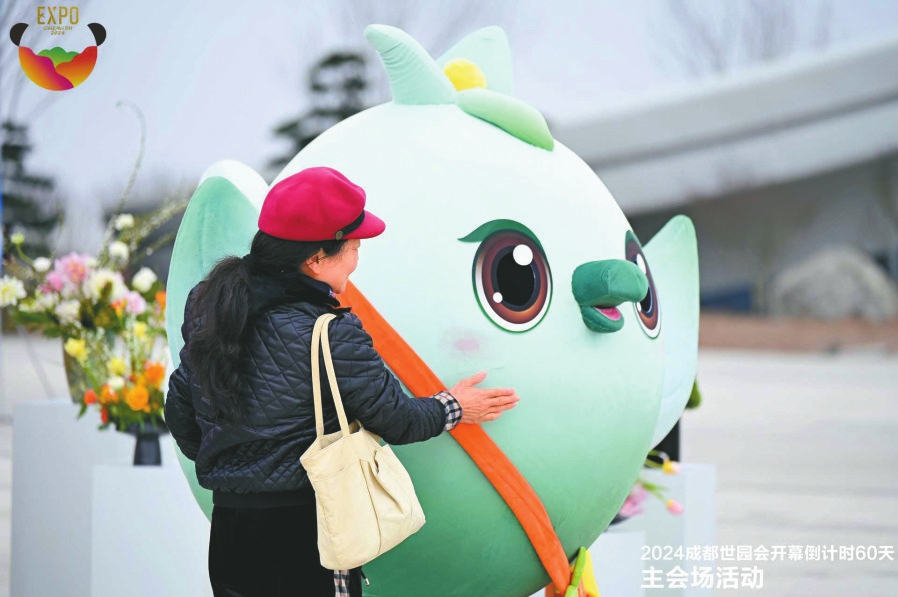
[556, 35, 898, 315]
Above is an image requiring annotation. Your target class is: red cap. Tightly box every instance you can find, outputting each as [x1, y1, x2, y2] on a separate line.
[258, 167, 386, 241]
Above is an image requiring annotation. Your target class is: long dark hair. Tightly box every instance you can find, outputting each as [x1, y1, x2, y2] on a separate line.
[188, 230, 346, 425]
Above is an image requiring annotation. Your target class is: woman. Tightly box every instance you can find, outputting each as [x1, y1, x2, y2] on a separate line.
[164, 167, 520, 597]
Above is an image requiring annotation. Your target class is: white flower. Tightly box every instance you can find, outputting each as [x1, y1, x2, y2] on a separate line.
[113, 214, 135, 230]
[86, 257, 99, 268]
[33, 257, 52, 273]
[108, 241, 129, 262]
[131, 267, 158, 293]
[0, 276, 27, 307]
[10, 232, 24, 245]
[54, 299, 81, 324]
[107, 376, 126, 391]
[87, 269, 127, 302]
[19, 292, 58, 313]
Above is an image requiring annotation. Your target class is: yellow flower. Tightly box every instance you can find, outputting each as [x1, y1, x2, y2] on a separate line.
[125, 385, 149, 411]
[133, 322, 147, 338]
[443, 58, 487, 91]
[662, 460, 681, 475]
[63, 338, 87, 363]
[108, 357, 127, 376]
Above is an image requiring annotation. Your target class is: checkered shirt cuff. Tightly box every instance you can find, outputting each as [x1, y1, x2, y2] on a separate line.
[435, 391, 462, 432]
[334, 570, 351, 595]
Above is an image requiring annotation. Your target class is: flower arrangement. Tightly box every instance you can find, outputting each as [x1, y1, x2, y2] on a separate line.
[616, 450, 684, 520]
[2, 198, 185, 430]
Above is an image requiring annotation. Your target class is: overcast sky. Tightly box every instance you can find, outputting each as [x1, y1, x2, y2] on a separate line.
[4, 0, 898, 251]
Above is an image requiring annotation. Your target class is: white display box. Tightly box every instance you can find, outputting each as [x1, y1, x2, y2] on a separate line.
[613, 464, 717, 596]
[12, 399, 212, 597]
[90, 463, 212, 597]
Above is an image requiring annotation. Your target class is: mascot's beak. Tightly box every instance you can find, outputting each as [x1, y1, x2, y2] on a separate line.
[571, 259, 648, 333]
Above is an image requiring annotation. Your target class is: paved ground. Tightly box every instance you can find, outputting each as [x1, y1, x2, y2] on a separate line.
[1, 328, 896, 596]
[684, 349, 898, 595]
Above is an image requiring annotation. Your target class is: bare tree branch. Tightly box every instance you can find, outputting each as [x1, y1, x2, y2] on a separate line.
[658, 0, 832, 79]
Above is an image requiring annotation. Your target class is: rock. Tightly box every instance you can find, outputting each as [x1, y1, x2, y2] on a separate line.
[768, 247, 898, 321]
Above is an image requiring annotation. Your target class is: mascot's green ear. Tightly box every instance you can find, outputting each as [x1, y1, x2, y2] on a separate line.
[166, 160, 265, 520]
[365, 24, 456, 105]
[642, 215, 700, 446]
[437, 26, 514, 95]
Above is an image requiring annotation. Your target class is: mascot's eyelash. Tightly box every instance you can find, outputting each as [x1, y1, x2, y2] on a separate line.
[458, 219, 543, 249]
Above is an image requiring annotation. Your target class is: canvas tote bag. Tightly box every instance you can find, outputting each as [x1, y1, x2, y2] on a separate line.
[300, 313, 426, 570]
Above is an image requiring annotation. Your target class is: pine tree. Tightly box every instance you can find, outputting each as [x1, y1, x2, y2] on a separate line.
[268, 52, 368, 173]
[2, 120, 62, 258]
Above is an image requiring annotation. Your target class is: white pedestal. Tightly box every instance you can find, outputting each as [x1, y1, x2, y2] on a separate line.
[12, 400, 133, 597]
[12, 400, 212, 597]
[592, 529, 648, 597]
[91, 462, 212, 597]
[614, 464, 717, 596]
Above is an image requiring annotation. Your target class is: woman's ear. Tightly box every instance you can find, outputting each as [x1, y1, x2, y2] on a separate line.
[302, 250, 326, 276]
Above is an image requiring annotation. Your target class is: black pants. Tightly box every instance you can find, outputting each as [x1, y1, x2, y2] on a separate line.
[209, 502, 363, 596]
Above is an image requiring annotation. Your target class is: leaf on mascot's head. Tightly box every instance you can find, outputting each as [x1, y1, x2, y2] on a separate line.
[456, 88, 554, 151]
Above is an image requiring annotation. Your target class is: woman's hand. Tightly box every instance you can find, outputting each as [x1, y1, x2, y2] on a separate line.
[449, 371, 519, 424]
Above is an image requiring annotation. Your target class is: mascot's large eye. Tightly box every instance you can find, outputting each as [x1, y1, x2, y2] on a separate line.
[625, 231, 660, 338]
[473, 230, 551, 332]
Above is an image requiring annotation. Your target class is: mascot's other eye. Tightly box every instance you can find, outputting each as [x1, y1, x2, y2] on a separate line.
[461, 221, 552, 332]
[625, 231, 660, 339]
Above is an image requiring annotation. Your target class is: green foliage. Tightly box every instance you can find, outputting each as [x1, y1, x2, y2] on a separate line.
[686, 380, 702, 409]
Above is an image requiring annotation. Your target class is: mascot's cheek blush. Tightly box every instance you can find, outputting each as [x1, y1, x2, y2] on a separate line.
[453, 336, 480, 352]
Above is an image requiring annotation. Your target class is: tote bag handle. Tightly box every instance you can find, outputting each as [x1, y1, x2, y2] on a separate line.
[311, 314, 352, 439]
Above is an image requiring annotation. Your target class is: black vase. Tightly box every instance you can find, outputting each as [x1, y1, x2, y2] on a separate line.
[119, 420, 169, 465]
[608, 513, 629, 527]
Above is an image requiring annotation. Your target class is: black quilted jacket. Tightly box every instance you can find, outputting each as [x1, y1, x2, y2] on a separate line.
[164, 275, 448, 508]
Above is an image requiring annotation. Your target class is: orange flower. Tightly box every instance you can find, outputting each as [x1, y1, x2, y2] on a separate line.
[100, 406, 109, 424]
[110, 300, 124, 317]
[126, 385, 150, 411]
[144, 361, 166, 388]
[155, 290, 166, 311]
[99, 384, 119, 405]
[83, 389, 98, 405]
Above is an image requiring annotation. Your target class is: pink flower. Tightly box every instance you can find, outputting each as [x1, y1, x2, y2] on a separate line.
[666, 499, 684, 515]
[618, 483, 648, 518]
[123, 291, 147, 315]
[42, 271, 65, 293]
[55, 252, 91, 285]
[618, 496, 644, 518]
[629, 483, 648, 503]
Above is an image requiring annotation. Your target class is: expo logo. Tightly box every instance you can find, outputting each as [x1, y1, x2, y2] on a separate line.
[37, 6, 80, 34]
[8, 6, 105, 91]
